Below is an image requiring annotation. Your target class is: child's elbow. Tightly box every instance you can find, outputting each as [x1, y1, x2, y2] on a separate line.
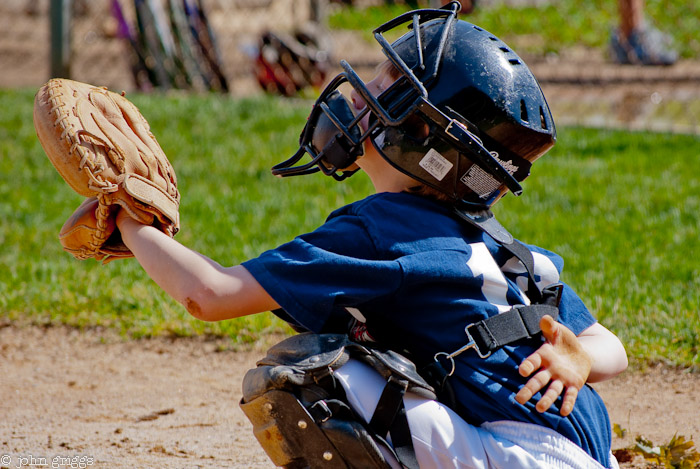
[181, 286, 224, 322]
[177, 265, 273, 321]
[618, 341, 629, 374]
[608, 334, 629, 378]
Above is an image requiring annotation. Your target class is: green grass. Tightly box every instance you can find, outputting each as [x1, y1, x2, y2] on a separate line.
[328, 0, 700, 59]
[1, 88, 698, 368]
[493, 129, 700, 369]
[0, 88, 373, 343]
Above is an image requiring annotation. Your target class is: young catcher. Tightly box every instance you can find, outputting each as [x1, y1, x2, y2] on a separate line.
[36, 2, 627, 468]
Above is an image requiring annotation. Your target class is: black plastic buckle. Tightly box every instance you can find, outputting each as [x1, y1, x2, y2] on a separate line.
[541, 282, 564, 307]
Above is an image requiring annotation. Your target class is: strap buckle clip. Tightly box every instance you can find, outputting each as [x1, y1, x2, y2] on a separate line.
[465, 323, 492, 359]
[432, 323, 491, 376]
[308, 400, 333, 423]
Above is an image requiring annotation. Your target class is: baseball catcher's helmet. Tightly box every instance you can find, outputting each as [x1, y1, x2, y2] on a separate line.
[273, 1, 556, 209]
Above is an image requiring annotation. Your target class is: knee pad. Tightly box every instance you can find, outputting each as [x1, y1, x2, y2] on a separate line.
[240, 387, 389, 468]
[240, 333, 436, 469]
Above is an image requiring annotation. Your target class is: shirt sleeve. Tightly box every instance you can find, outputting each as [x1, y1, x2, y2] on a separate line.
[242, 212, 404, 333]
[523, 243, 596, 335]
[556, 283, 597, 336]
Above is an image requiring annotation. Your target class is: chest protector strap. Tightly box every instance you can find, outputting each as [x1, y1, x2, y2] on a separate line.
[420, 208, 565, 406]
[454, 206, 564, 353]
[240, 333, 435, 469]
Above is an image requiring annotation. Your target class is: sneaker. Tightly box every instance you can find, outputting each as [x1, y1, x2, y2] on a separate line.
[609, 25, 678, 66]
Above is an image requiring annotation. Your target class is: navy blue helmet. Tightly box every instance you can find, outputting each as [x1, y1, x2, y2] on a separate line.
[273, 1, 556, 209]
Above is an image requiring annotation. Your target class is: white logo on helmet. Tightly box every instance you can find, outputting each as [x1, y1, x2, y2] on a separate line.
[460, 151, 519, 199]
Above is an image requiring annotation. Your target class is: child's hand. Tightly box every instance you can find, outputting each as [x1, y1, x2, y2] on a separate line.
[116, 207, 144, 231]
[115, 207, 130, 229]
[515, 315, 593, 417]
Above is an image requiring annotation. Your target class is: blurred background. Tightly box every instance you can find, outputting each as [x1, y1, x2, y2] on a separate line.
[1, 0, 699, 135]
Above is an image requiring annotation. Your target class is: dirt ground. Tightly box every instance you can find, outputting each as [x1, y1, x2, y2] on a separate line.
[0, 324, 698, 469]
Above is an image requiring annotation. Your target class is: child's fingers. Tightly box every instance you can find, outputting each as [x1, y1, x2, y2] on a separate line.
[535, 379, 564, 413]
[559, 386, 579, 417]
[519, 350, 543, 377]
[515, 369, 551, 404]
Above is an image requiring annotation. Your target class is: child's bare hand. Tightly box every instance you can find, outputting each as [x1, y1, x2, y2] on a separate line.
[116, 207, 143, 230]
[115, 207, 129, 228]
[515, 315, 592, 417]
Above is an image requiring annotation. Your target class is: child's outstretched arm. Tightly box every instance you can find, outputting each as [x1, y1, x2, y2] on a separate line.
[117, 213, 279, 322]
[515, 316, 627, 416]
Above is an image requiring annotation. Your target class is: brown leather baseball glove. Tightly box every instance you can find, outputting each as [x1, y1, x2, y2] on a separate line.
[34, 78, 179, 262]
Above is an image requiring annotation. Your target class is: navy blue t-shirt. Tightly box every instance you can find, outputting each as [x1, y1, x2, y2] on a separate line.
[243, 191, 612, 467]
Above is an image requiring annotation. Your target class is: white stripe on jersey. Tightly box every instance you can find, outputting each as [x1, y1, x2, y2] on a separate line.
[466, 242, 512, 313]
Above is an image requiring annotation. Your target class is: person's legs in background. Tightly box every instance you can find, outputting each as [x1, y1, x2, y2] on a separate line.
[610, 0, 678, 66]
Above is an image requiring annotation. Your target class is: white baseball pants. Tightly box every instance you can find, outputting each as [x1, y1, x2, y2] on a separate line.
[334, 359, 619, 469]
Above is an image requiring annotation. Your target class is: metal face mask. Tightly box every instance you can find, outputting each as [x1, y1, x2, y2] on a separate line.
[273, 1, 555, 208]
[271, 70, 368, 181]
[272, 4, 468, 182]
